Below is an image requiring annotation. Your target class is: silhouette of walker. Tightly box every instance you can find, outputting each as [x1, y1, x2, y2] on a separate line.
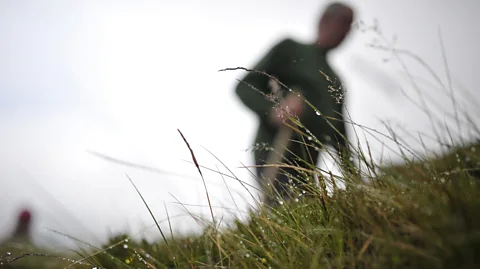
[235, 2, 356, 206]
[2, 209, 33, 247]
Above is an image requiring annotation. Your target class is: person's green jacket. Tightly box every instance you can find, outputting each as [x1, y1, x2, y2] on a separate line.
[235, 38, 350, 158]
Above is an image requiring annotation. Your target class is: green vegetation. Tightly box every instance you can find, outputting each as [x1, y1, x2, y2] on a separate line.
[75, 142, 480, 269]
[4, 140, 479, 269]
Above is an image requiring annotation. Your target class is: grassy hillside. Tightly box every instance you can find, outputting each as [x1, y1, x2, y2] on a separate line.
[90, 142, 480, 269]
[3, 140, 479, 269]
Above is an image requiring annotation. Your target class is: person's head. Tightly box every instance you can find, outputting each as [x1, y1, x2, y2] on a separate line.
[316, 2, 355, 50]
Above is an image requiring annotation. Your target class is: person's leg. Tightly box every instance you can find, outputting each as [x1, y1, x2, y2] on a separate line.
[254, 147, 274, 205]
[280, 136, 320, 201]
[254, 146, 293, 206]
[253, 134, 320, 206]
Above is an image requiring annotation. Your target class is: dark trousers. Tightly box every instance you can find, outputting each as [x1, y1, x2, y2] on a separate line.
[254, 133, 320, 206]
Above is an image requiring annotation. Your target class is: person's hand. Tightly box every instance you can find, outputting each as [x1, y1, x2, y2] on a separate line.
[269, 93, 304, 126]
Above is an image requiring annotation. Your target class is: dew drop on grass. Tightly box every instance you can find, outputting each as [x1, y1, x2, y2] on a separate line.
[6, 252, 11, 256]
[315, 111, 320, 116]
[123, 244, 128, 249]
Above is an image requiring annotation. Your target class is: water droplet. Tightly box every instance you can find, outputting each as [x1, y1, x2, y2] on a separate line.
[294, 198, 299, 202]
[278, 201, 284, 205]
[315, 111, 321, 116]
[6, 252, 11, 256]
[123, 244, 128, 249]
[308, 136, 312, 141]
[246, 253, 250, 258]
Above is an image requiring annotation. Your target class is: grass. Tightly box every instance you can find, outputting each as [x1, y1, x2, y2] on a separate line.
[64, 141, 480, 269]
[1, 20, 480, 268]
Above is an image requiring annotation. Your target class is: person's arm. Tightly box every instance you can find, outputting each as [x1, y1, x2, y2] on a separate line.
[235, 38, 292, 121]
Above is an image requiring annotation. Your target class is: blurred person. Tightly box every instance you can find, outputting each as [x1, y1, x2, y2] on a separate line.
[1, 209, 33, 247]
[235, 2, 356, 206]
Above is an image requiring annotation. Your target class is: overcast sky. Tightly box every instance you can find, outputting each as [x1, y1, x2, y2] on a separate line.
[1, 0, 479, 250]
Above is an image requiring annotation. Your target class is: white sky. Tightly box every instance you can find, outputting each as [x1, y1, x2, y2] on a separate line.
[0, 0, 479, 250]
